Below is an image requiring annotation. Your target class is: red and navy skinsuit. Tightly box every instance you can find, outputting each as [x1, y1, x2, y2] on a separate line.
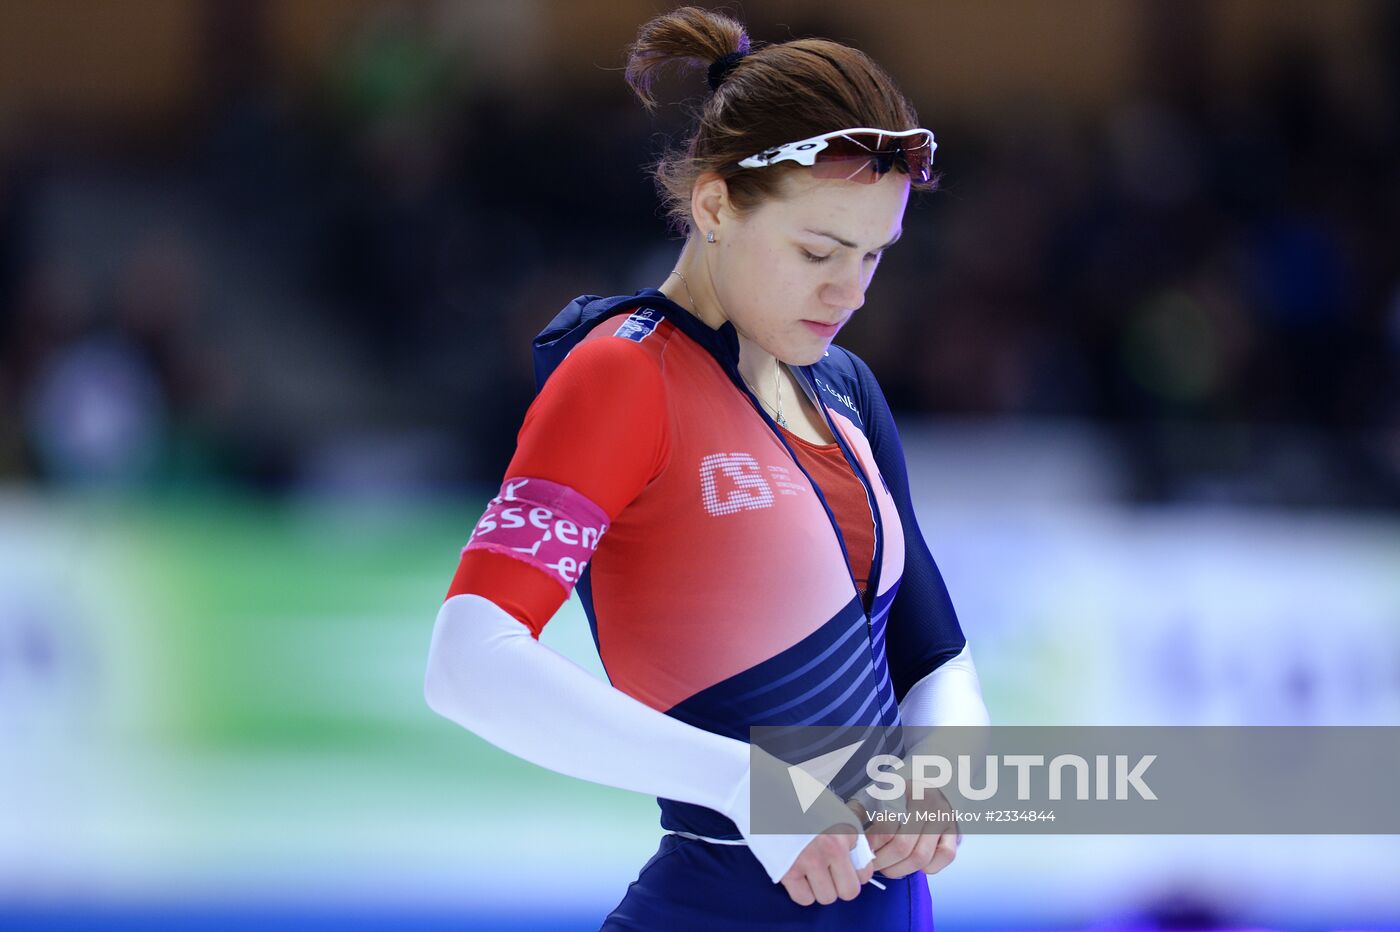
[448, 288, 966, 929]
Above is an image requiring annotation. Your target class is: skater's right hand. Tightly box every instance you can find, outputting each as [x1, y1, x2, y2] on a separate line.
[778, 821, 876, 906]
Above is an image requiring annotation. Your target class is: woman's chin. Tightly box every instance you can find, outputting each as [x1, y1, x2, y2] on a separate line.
[785, 343, 830, 366]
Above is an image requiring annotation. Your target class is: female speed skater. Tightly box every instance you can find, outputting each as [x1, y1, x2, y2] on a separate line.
[423, 7, 990, 929]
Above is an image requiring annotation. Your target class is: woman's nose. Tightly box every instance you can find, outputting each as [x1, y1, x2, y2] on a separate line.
[825, 270, 866, 313]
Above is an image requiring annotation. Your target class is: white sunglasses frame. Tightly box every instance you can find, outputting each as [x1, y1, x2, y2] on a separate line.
[736, 126, 937, 180]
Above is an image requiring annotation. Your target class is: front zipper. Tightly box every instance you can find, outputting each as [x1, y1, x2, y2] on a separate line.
[798, 364, 886, 607]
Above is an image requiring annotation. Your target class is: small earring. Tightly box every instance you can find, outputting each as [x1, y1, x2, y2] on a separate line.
[705, 231, 716, 244]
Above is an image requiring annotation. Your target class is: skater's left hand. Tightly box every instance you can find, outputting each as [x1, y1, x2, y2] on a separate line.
[847, 787, 960, 879]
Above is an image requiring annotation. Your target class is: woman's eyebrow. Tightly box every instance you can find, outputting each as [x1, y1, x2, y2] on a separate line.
[804, 227, 903, 250]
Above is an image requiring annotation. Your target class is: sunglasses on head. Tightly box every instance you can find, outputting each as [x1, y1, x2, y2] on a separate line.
[737, 126, 937, 184]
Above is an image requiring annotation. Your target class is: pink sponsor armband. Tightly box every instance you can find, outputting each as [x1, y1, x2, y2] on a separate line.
[462, 477, 610, 591]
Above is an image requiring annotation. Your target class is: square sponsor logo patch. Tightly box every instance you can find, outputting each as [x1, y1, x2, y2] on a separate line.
[613, 309, 660, 342]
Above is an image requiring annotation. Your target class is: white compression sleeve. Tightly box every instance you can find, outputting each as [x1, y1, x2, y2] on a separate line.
[423, 593, 873, 883]
[853, 643, 990, 822]
[897, 643, 991, 729]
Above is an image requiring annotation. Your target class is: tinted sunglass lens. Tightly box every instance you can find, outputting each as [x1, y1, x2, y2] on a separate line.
[795, 131, 934, 183]
[808, 156, 879, 183]
[902, 146, 932, 182]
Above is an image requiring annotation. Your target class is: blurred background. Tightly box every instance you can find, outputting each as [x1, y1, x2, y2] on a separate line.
[1, 1, 1397, 929]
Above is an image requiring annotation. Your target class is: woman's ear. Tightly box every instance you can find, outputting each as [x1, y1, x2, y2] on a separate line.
[690, 172, 730, 239]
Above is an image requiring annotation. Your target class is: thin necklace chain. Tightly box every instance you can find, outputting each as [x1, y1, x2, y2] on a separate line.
[669, 269, 788, 428]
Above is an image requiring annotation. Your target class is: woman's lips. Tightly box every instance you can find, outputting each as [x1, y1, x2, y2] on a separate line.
[801, 320, 840, 338]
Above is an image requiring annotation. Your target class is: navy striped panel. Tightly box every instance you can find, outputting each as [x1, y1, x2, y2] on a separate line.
[664, 594, 885, 738]
[657, 596, 894, 840]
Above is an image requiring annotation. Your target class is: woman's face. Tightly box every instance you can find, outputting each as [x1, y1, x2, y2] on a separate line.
[709, 168, 910, 366]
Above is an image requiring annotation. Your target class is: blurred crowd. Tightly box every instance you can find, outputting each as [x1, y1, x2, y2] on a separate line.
[1, 4, 1397, 507]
